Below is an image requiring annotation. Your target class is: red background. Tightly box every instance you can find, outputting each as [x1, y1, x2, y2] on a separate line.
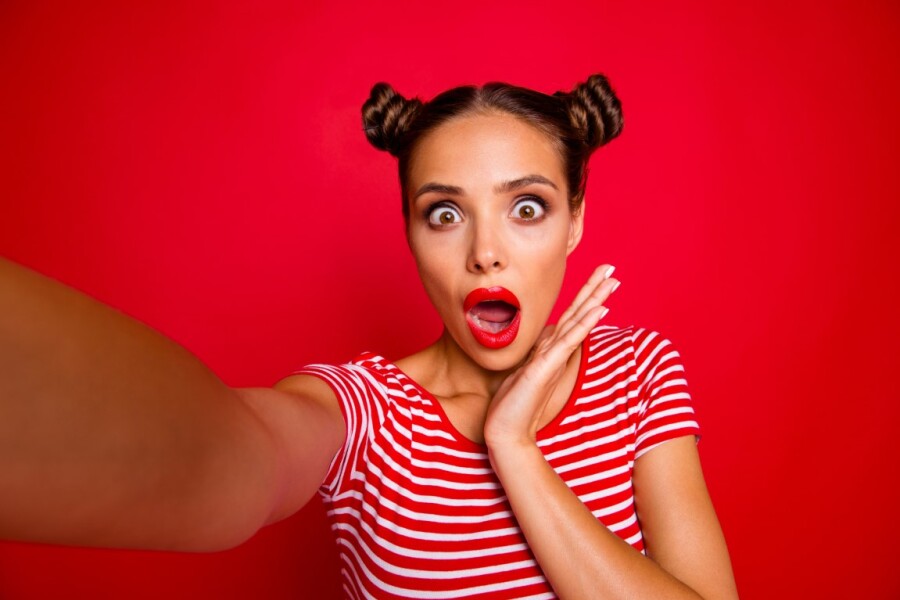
[1, 1, 898, 598]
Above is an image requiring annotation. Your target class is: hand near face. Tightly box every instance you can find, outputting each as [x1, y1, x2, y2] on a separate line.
[483, 264, 620, 449]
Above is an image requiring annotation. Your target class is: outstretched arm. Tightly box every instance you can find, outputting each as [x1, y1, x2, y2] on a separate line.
[484, 264, 738, 599]
[0, 257, 344, 552]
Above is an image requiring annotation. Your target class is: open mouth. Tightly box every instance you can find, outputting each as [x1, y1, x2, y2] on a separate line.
[463, 287, 521, 349]
[469, 301, 518, 333]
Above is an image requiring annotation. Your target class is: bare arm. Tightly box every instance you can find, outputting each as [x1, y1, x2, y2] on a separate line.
[484, 265, 737, 598]
[488, 437, 737, 599]
[0, 257, 343, 552]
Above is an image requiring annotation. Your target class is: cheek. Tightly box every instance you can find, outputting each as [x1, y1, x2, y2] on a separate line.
[515, 220, 570, 265]
[409, 233, 458, 305]
[532, 251, 568, 302]
[517, 225, 570, 307]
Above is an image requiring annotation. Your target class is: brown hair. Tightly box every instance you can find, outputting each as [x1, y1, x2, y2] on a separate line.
[361, 74, 624, 220]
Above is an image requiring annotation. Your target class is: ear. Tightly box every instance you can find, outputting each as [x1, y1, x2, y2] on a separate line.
[566, 201, 585, 256]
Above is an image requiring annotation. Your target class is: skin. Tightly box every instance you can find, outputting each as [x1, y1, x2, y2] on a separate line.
[388, 111, 737, 598]
[397, 111, 590, 439]
[0, 105, 737, 598]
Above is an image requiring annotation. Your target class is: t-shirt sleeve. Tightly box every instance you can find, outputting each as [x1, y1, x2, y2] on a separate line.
[291, 360, 388, 498]
[632, 329, 702, 459]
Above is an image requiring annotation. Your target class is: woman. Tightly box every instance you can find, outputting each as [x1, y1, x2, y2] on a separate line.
[0, 74, 737, 598]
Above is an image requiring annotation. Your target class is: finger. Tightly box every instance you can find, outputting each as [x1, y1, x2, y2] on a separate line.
[535, 324, 556, 347]
[555, 297, 610, 344]
[556, 276, 620, 339]
[556, 275, 619, 340]
[531, 268, 617, 376]
[576, 276, 619, 321]
[557, 264, 615, 325]
[526, 324, 557, 362]
[545, 303, 609, 364]
[557, 264, 613, 324]
[530, 305, 608, 386]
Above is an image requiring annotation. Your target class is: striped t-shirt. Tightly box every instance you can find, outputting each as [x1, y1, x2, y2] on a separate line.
[295, 325, 701, 599]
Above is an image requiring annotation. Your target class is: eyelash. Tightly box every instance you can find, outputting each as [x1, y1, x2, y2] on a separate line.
[512, 196, 550, 221]
[424, 202, 462, 226]
[423, 195, 551, 226]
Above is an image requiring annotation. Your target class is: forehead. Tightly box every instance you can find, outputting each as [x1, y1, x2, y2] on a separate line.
[407, 112, 566, 191]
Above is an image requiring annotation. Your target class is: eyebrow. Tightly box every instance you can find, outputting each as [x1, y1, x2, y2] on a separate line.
[413, 182, 464, 200]
[412, 174, 559, 200]
[495, 174, 559, 194]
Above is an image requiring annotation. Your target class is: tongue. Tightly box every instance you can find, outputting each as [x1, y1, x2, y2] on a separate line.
[470, 301, 517, 323]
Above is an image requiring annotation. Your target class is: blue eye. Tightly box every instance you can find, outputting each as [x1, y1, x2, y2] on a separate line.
[428, 204, 462, 226]
[512, 197, 547, 220]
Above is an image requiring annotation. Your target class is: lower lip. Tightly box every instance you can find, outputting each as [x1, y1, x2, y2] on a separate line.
[465, 310, 521, 349]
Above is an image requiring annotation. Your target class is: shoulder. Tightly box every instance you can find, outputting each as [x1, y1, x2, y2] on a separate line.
[584, 324, 682, 362]
[276, 352, 399, 407]
[581, 325, 689, 398]
[581, 324, 665, 358]
[583, 323, 636, 350]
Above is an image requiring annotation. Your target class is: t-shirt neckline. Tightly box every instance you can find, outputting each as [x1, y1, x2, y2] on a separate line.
[355, 337, 590, 450]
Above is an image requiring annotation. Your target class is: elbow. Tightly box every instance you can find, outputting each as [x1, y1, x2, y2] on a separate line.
[158, 394, 282, 553]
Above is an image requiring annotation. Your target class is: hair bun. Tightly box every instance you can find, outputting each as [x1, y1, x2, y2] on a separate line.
[362, 83, 423, 156]
[558, 73, 624, 150]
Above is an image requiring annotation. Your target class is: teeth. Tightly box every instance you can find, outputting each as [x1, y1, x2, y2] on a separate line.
[470, 313, 511, 333]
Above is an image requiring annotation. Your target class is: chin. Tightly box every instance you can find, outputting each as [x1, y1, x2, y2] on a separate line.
[458, 334, 534, 372]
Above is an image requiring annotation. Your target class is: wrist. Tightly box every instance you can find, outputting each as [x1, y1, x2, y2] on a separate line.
[485, 435, 543, 471]
[484, 430, 535, 452]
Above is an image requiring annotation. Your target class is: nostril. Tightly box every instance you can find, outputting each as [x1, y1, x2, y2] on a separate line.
[470, 258, 502, 272]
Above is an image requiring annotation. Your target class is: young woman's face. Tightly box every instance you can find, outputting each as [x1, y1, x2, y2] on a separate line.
[406, 111, 584, 371]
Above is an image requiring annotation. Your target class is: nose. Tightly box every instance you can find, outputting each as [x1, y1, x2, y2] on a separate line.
[466, 221, 507, 274]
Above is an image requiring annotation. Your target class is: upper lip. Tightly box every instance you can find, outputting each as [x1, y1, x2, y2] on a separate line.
[463, 287, 521, 312]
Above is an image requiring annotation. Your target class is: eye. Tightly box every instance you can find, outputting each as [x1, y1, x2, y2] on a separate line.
[512, 197, 548, 220]
[427, 203, 462, 226]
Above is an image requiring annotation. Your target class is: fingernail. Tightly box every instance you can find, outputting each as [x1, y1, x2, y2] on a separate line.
[600, 307, 610, 319]
[604, 265, 615, 279]
[611, 280, 621, 293]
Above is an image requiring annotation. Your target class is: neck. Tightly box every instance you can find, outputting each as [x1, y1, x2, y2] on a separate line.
[423, 329, 522, 400]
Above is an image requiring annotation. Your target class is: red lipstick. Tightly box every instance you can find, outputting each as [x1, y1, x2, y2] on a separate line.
[463, 287, 521, 349]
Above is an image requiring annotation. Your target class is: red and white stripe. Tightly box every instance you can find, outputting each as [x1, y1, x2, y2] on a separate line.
[295, 325, 700, 599]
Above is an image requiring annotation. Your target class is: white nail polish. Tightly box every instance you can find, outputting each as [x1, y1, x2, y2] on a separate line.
[604, 265, 615, 279]
[600, 307, 610, 319]
[611, 280, 621, 293]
